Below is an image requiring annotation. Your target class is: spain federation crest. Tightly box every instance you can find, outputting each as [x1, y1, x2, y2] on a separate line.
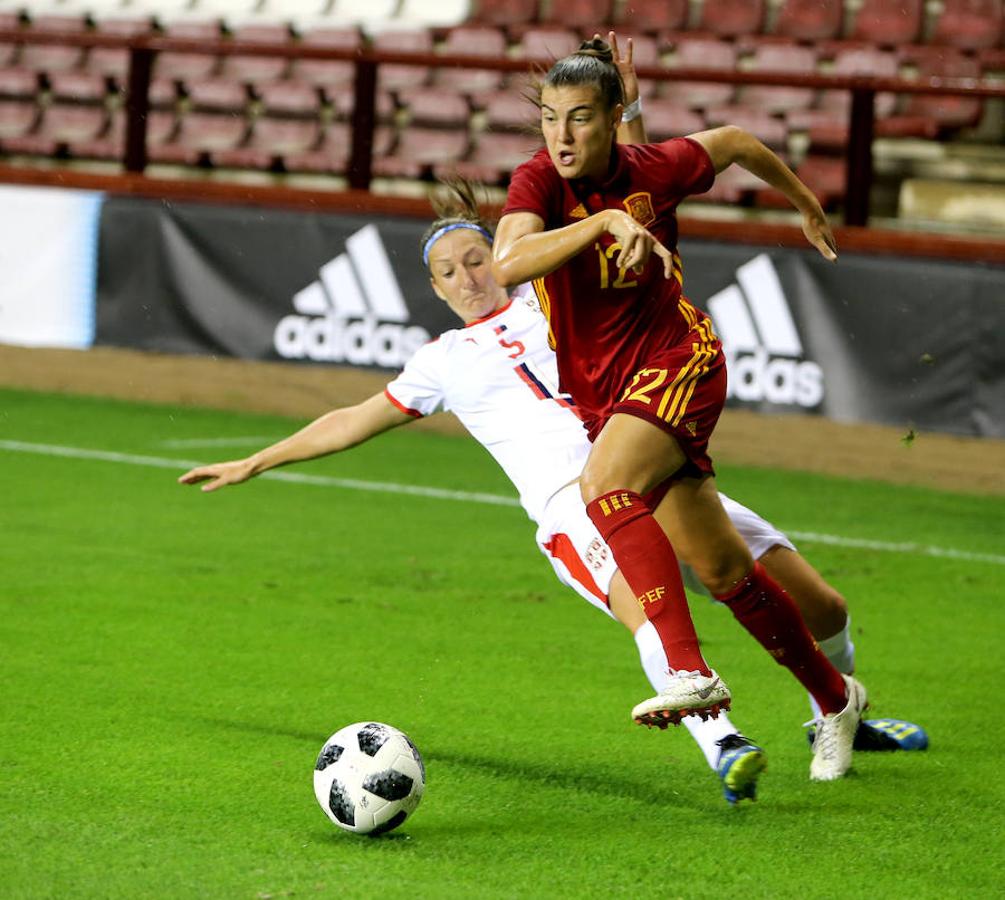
[623, 191, 656, 227]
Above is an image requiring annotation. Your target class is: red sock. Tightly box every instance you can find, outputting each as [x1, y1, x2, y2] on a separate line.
[716, 562, 847, 714]
[586, 489, 709, 676]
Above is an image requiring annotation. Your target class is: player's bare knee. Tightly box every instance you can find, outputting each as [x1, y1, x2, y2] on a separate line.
[693, 547, 755, 597]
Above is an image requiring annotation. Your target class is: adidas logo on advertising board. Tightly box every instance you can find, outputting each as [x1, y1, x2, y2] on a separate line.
[707, 254, 824, 408]
[273, 224, 430, 367]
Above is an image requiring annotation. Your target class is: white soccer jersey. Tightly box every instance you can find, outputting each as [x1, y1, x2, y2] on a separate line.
[384, 292, 590, 523]
[386, 287, 795, 611]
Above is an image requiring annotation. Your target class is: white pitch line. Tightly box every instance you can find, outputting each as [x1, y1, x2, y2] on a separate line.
[2, 438, 1003, 566]
[0, 439, 521, 507]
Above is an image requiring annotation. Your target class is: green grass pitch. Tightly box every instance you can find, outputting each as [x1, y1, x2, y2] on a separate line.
[2, 387, 1003, 899]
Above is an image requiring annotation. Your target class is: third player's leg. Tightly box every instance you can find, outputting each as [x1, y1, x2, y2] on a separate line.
[759, 547, 849, 642]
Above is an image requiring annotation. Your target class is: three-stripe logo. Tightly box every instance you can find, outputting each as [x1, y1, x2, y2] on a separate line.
[273, 224, 431, 367]
[706, 254, 824, 408]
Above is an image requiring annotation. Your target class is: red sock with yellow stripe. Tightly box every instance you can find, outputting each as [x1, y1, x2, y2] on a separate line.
[716, 562, 847, 714]
[585, 489, 710, 676]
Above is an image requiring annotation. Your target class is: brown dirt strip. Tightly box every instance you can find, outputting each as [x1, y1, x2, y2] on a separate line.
[1, 344, 1002, 497]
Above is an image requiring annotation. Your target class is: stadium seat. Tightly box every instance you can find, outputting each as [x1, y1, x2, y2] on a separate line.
[330, 88, 397, 123]
[0, 24, 17, 70]
[0, 68, 39, 99]
[255, 80, 322, 116]
[284, 121, 394, 174]
[398, 86, 470, 127]
[48, 71, 109, 103]
[773, 0, 844, 42]
[435, 25, 508, 100]
[68, 107, 178, 161]
[0, 99, 40, 143]
[696, 0, 766, 39]
[686, 163, 767, 204]
[186, 78, 250, 113]
[519, 27, 580, 62]
[218, 23, 292, 85]
[373, 27, 435, 92]
[659, 37, 736, 110]
[154, 21, 222, 83]
[148, 109, 249, 165]
[372, 125, 470, 179]
[212, 115, 323, 169]
[739, 43, 816, 114]
[18, 15, 87, 74]
[881, 51, 984, 137]
[449, 130, 541, 183]
[537, 0, 614, 31]
[787, 45, 899, 148]
[931, 0, 1004, 51]
[849, 0, 923, 47]
[483, 91, 538, 130]
[704, 104, 788, 148]
[88, 18, 153, 84]
[288, 26, 361, 91]
[613, 0, 689, 37]
[756, 153, 845, 210]
[640, 100, 705, 141]
[3, 102, 108, 156]
[469, 0, 540, 30]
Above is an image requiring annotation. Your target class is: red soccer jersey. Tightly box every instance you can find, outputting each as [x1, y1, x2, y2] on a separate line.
[501, 137, 717, 425]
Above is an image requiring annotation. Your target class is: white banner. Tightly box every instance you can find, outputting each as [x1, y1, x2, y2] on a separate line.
[0, 185, 102, 348]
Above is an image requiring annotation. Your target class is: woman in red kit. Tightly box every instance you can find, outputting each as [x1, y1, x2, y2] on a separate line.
[492, 34, 862, 781]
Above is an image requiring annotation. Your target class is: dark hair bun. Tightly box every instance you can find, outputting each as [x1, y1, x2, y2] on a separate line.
[575, 37, 614, 65]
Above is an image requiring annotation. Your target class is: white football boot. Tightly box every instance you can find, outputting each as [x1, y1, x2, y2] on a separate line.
[632, 669, 731, 729]
[808, 674, 868, 781]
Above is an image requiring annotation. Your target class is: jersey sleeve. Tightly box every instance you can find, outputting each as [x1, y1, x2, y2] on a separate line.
[501, 151, 559, 220]
[384, 340, 445, 418]
[653, 137, 716, 200]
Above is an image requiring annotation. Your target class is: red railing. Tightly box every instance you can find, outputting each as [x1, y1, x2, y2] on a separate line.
[0, 27, 1003, 228]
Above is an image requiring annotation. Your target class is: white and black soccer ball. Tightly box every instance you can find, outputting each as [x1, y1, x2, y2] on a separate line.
[313, 722, 425, 835]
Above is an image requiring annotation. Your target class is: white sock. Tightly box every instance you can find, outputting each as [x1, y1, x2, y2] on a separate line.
[633, 621, 740, 771]
[682, 713, 741, 770]
[808, 616, 856, 720]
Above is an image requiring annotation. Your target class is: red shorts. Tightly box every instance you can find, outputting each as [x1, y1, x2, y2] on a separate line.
[585, 340, 726, 483]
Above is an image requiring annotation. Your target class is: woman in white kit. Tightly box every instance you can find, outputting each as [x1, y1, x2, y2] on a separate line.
[179, 177, 924, 806]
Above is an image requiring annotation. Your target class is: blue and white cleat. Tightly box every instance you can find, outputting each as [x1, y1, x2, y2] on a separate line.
[715, 734, 767, 805]
[855, 718, 929, 751]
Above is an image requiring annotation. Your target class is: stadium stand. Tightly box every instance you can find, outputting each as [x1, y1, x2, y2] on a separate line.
[659, 36, 736, 110]
[0, 0, 1000, 233]
[772, 0, 844, 43]
[435, 25, 508, 101]
[612, 0, 689, 37]
[847, 0, 924, 48]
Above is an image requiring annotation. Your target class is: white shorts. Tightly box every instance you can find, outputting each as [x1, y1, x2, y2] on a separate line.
[535, 484, 797, 612]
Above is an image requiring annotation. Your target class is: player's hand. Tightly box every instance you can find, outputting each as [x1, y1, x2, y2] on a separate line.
[802, 208, 838, 262]
[178, 459, 255, 493]
[604, 30, 640, 105]
[605, 210, 674, 279]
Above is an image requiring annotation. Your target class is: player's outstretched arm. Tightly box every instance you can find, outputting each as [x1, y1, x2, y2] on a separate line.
[689, 125, 838, 262]
[177, 392, 412, 493]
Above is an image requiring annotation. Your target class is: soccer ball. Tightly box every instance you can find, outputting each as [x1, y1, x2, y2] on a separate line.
[313, 722, 425, 835]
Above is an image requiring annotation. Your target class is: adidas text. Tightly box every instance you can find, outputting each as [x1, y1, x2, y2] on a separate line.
[275, 315, 429, 367]
[727, 349, 824, 407]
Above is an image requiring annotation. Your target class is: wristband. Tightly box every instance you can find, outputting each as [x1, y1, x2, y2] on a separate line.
[621, 96, 643, 123]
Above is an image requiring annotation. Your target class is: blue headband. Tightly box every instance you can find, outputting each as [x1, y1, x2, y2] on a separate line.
[422, 222, 494, 267]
